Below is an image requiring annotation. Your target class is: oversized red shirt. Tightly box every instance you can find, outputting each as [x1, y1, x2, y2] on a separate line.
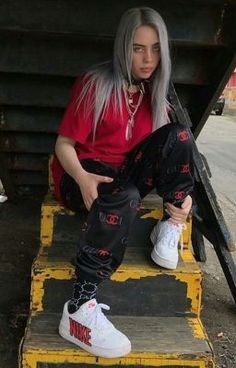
[52, 76, 153, 200]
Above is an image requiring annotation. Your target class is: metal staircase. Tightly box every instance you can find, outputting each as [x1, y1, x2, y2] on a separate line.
[19, 193, 215, 368]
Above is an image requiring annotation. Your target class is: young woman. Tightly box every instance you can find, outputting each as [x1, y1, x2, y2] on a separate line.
[52, 7, 194, 359]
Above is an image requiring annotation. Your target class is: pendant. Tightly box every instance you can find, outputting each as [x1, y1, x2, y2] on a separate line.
[125, 117, 134, 140]
[128, 84, 138, 94]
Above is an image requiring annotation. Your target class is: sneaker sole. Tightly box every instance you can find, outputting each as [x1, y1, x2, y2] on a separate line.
[151, 248, 178, 270]
[59, 323, 131, 358]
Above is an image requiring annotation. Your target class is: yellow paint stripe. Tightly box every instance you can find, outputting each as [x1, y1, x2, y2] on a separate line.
[31, 268, 73, 315]
[188, 318, 211, 341]
[32, 264, 200, 279]
[23, 349, 211, 368]
[35, 248, 200, 275]
[174, 274, 201, 316]
[181, 248, 196, 263]
[40, 195, 74, 247]
[33, 259, 200, 279]
[40, 206, 54, 247]
[141, 208, 163, 219]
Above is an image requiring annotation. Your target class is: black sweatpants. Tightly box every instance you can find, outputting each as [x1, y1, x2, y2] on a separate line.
[60, 123, 194, 285]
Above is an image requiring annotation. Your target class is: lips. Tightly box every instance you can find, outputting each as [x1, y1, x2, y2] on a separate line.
[141, 68, 153, 73]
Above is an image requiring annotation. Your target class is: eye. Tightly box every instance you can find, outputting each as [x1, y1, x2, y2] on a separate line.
[133, 46, 144, 53]
[153, 44, 160, 52]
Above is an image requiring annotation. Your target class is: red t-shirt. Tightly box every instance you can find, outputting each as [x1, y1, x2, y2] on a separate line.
[52, 76, 153, 200]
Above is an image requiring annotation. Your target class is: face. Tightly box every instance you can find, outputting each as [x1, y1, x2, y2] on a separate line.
[131, 25, 160, 80]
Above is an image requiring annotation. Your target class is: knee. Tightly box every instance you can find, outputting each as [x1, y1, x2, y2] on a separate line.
[171, 124, 193, 146]
[162, 124, 193, 160]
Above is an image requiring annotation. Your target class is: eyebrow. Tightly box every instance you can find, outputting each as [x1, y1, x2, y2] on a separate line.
[133, 42, 160, 47]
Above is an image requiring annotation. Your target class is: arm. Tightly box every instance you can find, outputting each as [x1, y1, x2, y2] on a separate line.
[55, 135, 113, 210]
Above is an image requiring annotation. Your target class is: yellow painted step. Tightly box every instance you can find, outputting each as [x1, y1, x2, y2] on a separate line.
[20, 313, 214, 368]
[40, 192, 73, 247]
[30, 247, 202, 317]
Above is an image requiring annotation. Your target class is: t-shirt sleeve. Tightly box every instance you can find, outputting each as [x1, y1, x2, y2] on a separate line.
[57, 76, 93, 144]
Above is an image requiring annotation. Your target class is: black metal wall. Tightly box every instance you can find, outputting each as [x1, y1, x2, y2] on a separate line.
[0, 0, 236, 192]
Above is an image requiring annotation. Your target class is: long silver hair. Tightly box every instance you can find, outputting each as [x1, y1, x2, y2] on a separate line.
[77, 7, 171, 139]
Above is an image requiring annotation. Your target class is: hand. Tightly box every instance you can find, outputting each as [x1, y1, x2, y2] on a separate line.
[165, 195, 192, 225]
[78, 171, 113, 211]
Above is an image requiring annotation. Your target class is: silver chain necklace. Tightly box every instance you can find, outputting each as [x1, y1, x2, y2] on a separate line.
[123, 82, 145, 140]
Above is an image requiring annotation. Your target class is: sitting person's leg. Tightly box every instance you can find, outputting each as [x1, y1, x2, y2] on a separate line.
[59, 160, 140, 357]
[117, 122, 195, 269]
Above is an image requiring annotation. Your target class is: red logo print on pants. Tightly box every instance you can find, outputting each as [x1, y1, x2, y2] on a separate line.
[106, 213, 121, 225]
[97, 249, 110, 257]
[180, 164, 189, 173]
[69, 317, 91, 346]
[99, 211, 122, 225]
[174, 191, 186, 200]
[178, 130, 189, 142]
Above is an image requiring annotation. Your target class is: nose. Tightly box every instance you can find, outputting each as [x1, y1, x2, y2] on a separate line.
[143, 48, 153, 63]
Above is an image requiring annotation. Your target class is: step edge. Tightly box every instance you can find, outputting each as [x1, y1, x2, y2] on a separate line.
[21, 315, 214, 367]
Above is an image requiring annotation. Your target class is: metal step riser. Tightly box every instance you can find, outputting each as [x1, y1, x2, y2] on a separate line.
[31, 272, 201, 317]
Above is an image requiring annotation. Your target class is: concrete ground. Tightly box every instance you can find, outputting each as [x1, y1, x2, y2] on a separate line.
[0, 113, 236, 368]
[196, 113, 236, 368]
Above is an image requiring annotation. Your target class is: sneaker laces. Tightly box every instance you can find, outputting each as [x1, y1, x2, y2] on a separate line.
[152, 221, 187, 251]
[165, 222, 187, 250]
[164, 223, 182, 249]
[92, 303, 114, 331]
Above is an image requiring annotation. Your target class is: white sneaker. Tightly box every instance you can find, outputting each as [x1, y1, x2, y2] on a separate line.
[59, 299, 131, 358]
[150, 220, 183, 269]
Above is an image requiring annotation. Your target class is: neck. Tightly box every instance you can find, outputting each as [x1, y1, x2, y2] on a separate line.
[124, 79, 145, 94]
[131, 77, 143, 86]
